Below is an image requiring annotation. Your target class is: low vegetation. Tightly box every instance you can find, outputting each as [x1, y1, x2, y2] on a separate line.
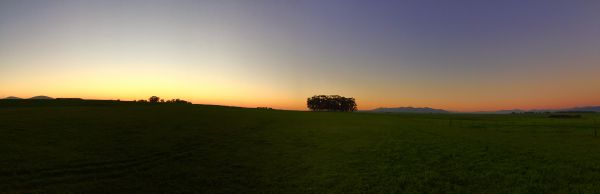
[134, 96, 192, 104]
[548, 114, 582, 119]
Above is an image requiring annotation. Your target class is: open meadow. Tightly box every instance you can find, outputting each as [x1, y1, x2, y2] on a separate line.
[2, 100, 600, 193]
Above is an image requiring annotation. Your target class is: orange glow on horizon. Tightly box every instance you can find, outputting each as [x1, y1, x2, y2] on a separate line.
[2, 1, 600, 113]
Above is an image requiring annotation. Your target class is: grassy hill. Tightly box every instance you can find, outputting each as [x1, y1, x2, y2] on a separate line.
[1, 100, 600, 193]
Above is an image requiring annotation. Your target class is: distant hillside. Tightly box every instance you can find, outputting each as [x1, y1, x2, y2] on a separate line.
[561, 106, 600, 112]
[3, 96, 22, 100]
[371, 107, 449, 113]
[29, 96, 54, 100]
[475, 106, 600, 114]
[0, 99, 135, 108]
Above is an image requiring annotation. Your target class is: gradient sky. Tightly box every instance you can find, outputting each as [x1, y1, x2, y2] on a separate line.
[1, 0, 600, 111]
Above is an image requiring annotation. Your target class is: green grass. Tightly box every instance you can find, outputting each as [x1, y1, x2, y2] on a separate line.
[2, 100, 600, 193]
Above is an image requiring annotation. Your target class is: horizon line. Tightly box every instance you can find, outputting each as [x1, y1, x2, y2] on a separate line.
[2, 95, 598, 113]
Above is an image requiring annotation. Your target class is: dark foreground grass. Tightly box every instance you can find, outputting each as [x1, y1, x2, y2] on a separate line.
[1, 100, 600, 193]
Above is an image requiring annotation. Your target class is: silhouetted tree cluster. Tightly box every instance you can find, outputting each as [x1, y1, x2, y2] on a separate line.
[307, 95, 357, 112]
[165, 99, 192, 104]
[135, 96, 191, 104]
[149, 96, 160, 103]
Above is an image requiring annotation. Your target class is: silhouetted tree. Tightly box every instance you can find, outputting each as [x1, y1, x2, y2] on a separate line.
[149, 96, 160, 103]
[307, 95, 357, 112]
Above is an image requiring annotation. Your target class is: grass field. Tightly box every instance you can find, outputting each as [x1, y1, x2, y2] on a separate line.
[2, 100, 600, 193]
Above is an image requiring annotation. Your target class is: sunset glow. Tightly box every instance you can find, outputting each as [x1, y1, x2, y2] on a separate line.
[1, 0, 600, 111]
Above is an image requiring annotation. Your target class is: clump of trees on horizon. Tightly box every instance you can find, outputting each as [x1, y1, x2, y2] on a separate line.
[135, 96, 192, 104]
[307, 95, 357, 112]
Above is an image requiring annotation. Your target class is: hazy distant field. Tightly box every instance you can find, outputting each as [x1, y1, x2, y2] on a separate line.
[2, 100, 600, 193]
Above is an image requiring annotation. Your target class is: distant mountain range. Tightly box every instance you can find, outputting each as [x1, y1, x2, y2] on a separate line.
[560, 106, 600, 112]
[29, 96, 54, 100]
[370, 106, 600, 114]
[474, 106, 600, 114]
[3, 96, 54, 100]
[370, 107, 449, 113]
[4, 96, 22, 100]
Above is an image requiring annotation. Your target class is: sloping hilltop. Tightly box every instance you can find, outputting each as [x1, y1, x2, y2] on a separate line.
[1, 100, 600, 193]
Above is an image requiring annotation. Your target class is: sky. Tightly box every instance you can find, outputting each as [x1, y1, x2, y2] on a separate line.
[1, 0, 600, 111]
